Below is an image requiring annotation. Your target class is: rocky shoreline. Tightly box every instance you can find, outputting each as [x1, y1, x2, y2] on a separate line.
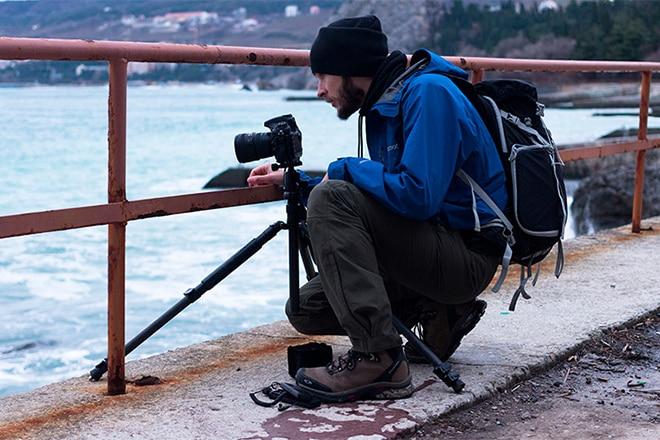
[265, 76, 660, 111]
[540, 81, 660, 110]
[570, 155, 660, 235]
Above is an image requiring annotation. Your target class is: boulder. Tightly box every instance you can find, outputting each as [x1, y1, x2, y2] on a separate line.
[571, 163, 660, 234]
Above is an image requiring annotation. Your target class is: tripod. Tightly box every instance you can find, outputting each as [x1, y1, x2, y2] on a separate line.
[90, 166, 464, 393]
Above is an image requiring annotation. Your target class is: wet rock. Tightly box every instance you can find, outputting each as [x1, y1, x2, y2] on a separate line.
[256, 69, 316, 91]
[129, 375, 162, 386]
[256, 79, 277, 91]
[571, 163, 660, 235]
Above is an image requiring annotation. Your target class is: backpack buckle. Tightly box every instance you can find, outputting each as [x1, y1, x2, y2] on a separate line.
[502, 227, 516, 247]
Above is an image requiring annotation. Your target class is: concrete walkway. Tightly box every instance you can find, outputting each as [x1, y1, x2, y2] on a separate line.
[1, 217, 659, 440]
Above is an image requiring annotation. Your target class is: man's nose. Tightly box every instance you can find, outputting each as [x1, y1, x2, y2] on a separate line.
[316, 82, 326, 98]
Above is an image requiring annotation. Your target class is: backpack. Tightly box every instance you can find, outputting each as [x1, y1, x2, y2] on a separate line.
[447, 76, 568, 310]
[380, 52, 568, 310]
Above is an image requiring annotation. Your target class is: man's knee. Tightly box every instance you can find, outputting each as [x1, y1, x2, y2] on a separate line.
[285, 299, 318, 335]
[308, 180, 358, 218]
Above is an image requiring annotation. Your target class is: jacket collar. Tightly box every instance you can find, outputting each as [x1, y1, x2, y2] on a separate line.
[369, 54, 429, 118]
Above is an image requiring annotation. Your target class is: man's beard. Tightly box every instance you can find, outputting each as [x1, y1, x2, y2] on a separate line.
[336, 77, 365, 120]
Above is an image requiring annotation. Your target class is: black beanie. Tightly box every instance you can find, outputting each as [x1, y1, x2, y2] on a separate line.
[310, 15, 388, 77]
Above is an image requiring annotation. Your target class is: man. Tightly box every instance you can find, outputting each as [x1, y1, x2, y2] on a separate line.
[248, 15, 507, 402]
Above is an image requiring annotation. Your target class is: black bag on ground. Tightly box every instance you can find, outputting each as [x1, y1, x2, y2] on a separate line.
[287, 342, 333, 378]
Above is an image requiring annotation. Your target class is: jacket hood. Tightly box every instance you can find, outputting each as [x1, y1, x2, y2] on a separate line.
[410, 48, 468, 80]
[370, 48, 469, 117]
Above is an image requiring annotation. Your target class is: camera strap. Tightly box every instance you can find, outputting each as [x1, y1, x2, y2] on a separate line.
[249, 382, 323, 411]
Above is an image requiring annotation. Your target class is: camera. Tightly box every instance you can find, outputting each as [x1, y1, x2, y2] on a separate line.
[234, 114, 302, 168]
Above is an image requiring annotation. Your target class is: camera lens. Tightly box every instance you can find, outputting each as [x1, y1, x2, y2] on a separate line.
[234, 132, 273, 163]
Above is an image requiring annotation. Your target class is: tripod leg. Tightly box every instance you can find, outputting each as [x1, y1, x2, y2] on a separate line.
[90, 220, 288, 381]
[298, 226, 317, 281]
[392, 316, 465, 394]
[288, 219, 300, 313]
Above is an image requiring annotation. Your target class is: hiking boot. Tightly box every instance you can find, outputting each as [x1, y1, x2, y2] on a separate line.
[405, 299, 487, 363]
[295, 346, 413, 403]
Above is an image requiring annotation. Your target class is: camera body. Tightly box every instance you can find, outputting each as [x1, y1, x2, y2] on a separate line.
[234, 114, 302, 168]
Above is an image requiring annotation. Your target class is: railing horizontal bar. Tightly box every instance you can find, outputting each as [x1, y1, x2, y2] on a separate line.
[1, 37, 660, 72]
[0, 186, 282, 239]
[444, 56, 660, 73]
[1, 138, 658, 240]
[560, 138, 660, 162]
[0, 37, 309, 66]
[2, 137, 659, 240]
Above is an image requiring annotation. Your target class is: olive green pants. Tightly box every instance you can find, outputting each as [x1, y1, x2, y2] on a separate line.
[285, 180, 499, 353]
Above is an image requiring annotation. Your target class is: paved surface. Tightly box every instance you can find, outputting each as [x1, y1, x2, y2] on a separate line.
[1, 217, 659, 440]
[406, 313, 659, 439]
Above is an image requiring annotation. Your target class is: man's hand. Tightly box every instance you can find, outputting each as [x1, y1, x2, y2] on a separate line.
[247, 163, 284, 187]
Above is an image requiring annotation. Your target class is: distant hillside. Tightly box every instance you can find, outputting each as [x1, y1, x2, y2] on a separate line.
[337, 0, 660, 61]
[0, 0, 341, 86]
[1, 0, 658, 87]
[0, 0, 340, 47]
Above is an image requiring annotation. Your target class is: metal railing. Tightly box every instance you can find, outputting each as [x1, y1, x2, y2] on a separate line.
[0, 37, 658, 395]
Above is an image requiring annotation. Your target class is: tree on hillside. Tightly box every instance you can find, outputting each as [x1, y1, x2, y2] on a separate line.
[427, 0, 660, 61]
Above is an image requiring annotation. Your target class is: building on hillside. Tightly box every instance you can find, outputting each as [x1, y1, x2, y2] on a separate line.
[488, 1, 525, 13]
[126, 62, 177, 76]
[155, 11, 219, 27]
[285, 5, 299, 17]
[233, 18, 260, 32]
[75, 64, 106, 77]
[120, 15, 153, 29]
[538, 0, 560, 12]
[150, 21, 180, 33]
[233, 7, 247, 20]
[127, 62, 153, 76]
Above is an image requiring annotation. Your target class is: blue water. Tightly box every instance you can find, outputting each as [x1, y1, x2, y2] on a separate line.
[0, 84, 652, 397]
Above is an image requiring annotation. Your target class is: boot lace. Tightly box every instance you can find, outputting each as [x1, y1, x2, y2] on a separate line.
[326, 350, 379, 375]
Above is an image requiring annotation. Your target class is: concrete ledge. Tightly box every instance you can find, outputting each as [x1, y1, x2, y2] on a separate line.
[2, 217, 659, 440]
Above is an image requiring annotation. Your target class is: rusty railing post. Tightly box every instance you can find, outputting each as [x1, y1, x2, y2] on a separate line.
[107, 58, 128, 395]
[631, 71, 651, 233]
[471, 68, 485, 84]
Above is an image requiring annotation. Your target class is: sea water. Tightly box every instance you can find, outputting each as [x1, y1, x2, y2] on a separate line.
[0, 84, 651, 397]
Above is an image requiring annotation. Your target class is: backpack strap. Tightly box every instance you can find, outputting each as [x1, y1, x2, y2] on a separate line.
[461, 172, 482, 233]
[493, 242, 513, 293]
[456, 169, 514, 293]
[456, 170, 513, 232]
[554, 239, 565, 278]
[532, 263, 542, 286]
[481, 95, 508, 153]
[499, 109, 548, 145]
[509, 264, 534, 311]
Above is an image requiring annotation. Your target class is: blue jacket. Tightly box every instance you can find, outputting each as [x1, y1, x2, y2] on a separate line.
[325, 49, 508, 230]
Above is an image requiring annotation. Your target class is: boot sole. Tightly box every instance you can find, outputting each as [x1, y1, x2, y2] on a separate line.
[295, 376, 414, 403]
